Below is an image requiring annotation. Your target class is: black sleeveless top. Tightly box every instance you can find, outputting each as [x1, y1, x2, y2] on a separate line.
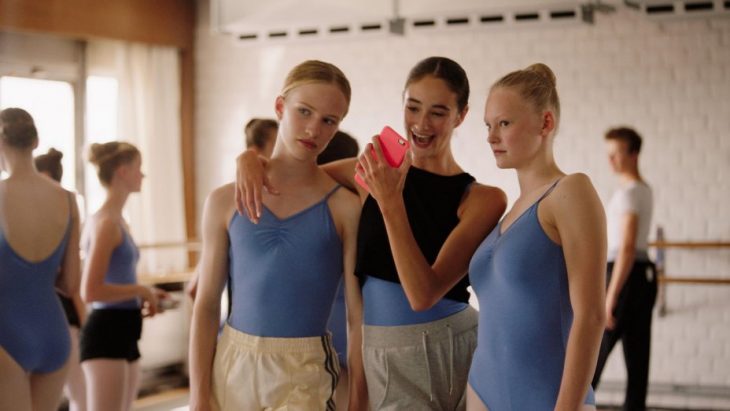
[355, 166, 476, 303]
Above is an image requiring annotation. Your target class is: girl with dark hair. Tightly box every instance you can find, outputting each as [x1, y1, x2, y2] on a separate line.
[244, 118, 278, 158]
[34, 148, 88, 411]
[0, 108, 81, 411]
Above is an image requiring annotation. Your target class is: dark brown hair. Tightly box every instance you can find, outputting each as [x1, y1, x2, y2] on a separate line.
[34, 148, 64, 182]
[605, 127, 643, 154]
[317, 130, 359, 165]
[404, 57, 470, 113]
[244, 118, 278, 151]
[0, 107, 38, 149]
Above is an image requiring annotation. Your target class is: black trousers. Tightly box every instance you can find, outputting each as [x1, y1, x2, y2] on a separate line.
[592, 261, 657, 411]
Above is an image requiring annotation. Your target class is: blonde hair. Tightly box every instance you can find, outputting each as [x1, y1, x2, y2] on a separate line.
[492, 63, 560, 125]
[281, 60, 351, 115]
[88, 141, 140, 187]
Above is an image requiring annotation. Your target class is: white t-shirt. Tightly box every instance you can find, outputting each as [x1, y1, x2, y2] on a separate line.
[607, 181, 653, 262]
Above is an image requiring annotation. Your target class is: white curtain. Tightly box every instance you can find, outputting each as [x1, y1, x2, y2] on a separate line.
[87, 41, 187, 276]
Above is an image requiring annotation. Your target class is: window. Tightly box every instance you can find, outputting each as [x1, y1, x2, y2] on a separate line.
[0, 76, 75, 188]
[84, 75, 119, 214]
[0, 75, 120, 218]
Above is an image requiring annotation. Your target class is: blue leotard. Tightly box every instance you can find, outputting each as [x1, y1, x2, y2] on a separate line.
[362, 276, 468, 326]
[91, 225, 140, 310]
[468, 180, 595, 410]
[227, 185, 344, 337]
[0, 197, 72, 373]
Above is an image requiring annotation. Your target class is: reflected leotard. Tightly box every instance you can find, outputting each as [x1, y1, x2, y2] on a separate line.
[90, 225, 140, 310]
[0, 198, 72, 373]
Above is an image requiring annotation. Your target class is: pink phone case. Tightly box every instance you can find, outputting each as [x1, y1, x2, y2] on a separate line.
[355, 126, 409, 192]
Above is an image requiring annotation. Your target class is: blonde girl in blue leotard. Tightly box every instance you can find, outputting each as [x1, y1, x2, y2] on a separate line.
[81, 142, 166, 411]
[189, 60, 366, 411]
[466, 64, 607, 411]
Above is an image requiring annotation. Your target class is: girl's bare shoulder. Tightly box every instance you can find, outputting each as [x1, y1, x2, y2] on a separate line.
[551, 173, 597, 202]
[203, 183, 237, 225]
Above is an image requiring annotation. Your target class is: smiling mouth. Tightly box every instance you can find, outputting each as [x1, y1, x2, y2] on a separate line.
[411, 131, 434, 147]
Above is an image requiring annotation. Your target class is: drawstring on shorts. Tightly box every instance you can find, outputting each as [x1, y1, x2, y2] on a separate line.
[447, 324, 454, 396]
[422, 324, 456, 402]
[422, 330, 434, 402]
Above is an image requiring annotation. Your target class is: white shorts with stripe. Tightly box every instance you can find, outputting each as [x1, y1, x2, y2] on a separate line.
[212, 324, 340, 411]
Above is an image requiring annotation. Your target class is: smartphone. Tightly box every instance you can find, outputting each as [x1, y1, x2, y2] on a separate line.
[355, 126, 410, 192]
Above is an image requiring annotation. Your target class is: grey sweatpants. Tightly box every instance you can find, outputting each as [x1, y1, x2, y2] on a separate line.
[362, 306, 478, 411]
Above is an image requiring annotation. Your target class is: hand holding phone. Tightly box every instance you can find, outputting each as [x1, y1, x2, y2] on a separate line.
[355, 126, 409, 192]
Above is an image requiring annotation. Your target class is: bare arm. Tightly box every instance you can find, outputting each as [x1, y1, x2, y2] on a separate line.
[605, 213, 638, 329]
[189, 186, 234, 411]
[185, 264, 200, 300]
[329, 190, 368, 410]
[82, 217, 157, 314]
[235, 150, 365, 223]
[383, 185, 505, 310]
[359, 139, 506, 310]
[73, 292, 87, 325]
[320, 157, 363, 197]
[57, 194, 87, 324]
[547, 174, 606, 411]
[57, 194, 81, 301]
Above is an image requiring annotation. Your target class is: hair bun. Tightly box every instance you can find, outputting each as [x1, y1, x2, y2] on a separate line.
[88, 142, 116, 165]
[0, 107, 38, 149]
[46, 148, 63, 161]
[86, 141, 140, 187]
[525, 63, 557, 88]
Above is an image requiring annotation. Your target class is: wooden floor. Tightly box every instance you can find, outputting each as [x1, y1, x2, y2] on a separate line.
[129, 388, 730, 411]
[133, 388, 189, 411]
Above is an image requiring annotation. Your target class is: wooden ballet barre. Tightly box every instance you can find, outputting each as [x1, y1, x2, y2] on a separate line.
[650, 241, 730, 249]
[658, 276, 730, 285]
[136, 239, 728, 252]
[138, 270, 196, 285]
[642, 227, 730, 316]
[137, 240, 201, 251]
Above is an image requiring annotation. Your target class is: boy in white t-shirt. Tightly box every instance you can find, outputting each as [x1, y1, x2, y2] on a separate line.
[592, 127, 656, 411]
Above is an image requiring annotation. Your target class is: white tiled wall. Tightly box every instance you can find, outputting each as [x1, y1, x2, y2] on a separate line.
[195, 0, 730, 404]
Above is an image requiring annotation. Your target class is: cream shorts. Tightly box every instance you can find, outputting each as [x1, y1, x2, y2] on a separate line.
[212, 325, 340, 411]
